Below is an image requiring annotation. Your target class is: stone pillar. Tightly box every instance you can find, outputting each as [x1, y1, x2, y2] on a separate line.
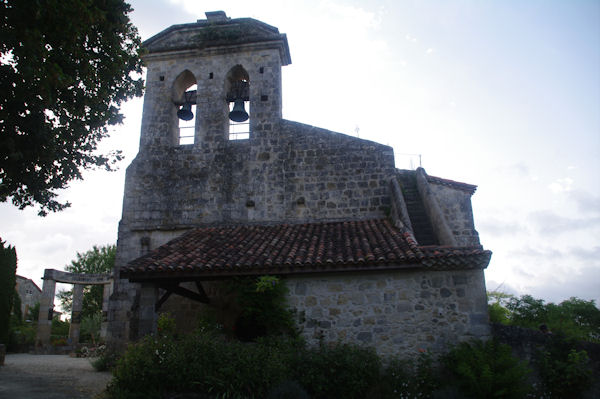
[36, 275, 56, 347]
[100, 280, 113, 340]
[68, 284, 84, 345]
[138, 283, 158, 337]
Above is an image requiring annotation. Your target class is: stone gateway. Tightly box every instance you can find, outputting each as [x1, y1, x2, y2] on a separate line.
[107, 11, 492, 357]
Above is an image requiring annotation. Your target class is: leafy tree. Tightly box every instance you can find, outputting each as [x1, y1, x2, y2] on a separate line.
[81, 313, 102, 345]
[0, 0, 144, 215]
[11, 289, 21, 324]
[57, 244, 115, 319]
[24, 302, 39, 322]
[505, 294, 549, 329]
[0, 239, 17, 344]
[487, 291, 513, 324]
[550, 297, 600, 342]
[489, 292, 600, 343]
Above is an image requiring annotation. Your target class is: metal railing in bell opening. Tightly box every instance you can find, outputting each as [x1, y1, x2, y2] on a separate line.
[229, 121, 249, 140]
[178, 126, 195, 145]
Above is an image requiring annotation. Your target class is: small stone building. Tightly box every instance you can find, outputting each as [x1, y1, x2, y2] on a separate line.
[15, 275, 41, 319]
[107, 11, 492, 357]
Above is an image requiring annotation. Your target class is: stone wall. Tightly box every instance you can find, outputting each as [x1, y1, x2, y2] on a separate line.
[121, 120, 395, 231]
[286, 268, 490, 357]
[427, 182, 480, 247]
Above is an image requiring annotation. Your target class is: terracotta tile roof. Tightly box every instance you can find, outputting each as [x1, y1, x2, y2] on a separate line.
[121, 219, 491, 281]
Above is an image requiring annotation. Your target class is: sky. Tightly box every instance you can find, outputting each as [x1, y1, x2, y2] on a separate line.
[1, 0, 599, 305]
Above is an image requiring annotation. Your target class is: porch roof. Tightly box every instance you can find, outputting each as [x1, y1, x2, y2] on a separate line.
[121, 219, 491, 282]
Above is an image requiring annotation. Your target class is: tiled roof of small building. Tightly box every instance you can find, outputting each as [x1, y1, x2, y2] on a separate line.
[121, 219, 491, 281]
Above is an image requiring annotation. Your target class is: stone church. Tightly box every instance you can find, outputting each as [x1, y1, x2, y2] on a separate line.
[107, 11, 492, 357]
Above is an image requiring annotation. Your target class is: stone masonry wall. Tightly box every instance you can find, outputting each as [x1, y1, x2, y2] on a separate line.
[286, 268, 490, 358]
[121, 120, 395, 230]
[428, 183, 480, 247]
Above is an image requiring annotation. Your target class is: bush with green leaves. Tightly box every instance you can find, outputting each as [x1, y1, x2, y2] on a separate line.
[80, 313, 102, 344]
[230, 275, 297, 341]
[109, 331, 300, 399]
[91, 349, 119, 372]
[293, 342, 381, 399]
[7, 289, 36, 352]
[534, 335, 593, 398]
[108, 329, 389, 399]
[50, 317, 70, 342]
[441, 339, 531, 399]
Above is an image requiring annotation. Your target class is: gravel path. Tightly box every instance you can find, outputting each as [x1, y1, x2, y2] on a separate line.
[0, 354, 112, 399]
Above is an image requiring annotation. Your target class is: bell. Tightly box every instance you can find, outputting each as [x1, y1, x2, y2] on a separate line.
[229, 99, 249, 122]
[177, 102, 194, 121]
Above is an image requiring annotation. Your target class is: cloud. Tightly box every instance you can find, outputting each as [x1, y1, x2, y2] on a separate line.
[526, 265, 600, 303]
[527, 209, 600, 235]
[405, 34, 417, 42]
[493, 162, 538, 181]
[507, 245, 563, 260]
[548, 177, 573, 193]
[568, 190, 600, 214]
[426, 48, 435, 54]
[567, 246, 600, 262]
[477, 216, 528, 236]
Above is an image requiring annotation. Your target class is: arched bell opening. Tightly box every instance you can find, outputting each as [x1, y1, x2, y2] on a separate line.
[225, 65, 250, 140]
[172, 70, 198, 145]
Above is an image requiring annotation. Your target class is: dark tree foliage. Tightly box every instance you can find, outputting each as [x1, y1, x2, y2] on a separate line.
[57, 244, 115, 319]
[489, 292, 600, 342]
[0, 239, 17, 344]
[0, 0, 144, 215]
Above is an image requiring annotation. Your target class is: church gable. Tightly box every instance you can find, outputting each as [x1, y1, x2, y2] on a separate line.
[143, 12, 291, 65]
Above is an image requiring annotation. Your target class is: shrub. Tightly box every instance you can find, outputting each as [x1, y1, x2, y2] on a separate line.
[109, 332, 301, 398]
[51, 317, 70, 337]
[231, 276, 297, 341]
[7, 322, 36, 352]
[92, 347, 120, 372]
[535, 335, 593, 398]
[80, 313, 102, 344]
[267, 380, 310, 399]
[441, 339, 531, 399]
[157, 312, 177, 337]
[368, 357, 412, 398]
[294, 343, 381, 399]
[51, 337, 68, 347]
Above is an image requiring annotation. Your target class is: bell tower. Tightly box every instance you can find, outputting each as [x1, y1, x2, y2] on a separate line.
[139, 10, 291, 148]
[108, 11, 292, 346]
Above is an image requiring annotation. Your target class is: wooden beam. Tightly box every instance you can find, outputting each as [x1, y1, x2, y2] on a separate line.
[195, 281, 210, 304]
[155, 290, 172, 311]
[158, 283, 210, 304]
